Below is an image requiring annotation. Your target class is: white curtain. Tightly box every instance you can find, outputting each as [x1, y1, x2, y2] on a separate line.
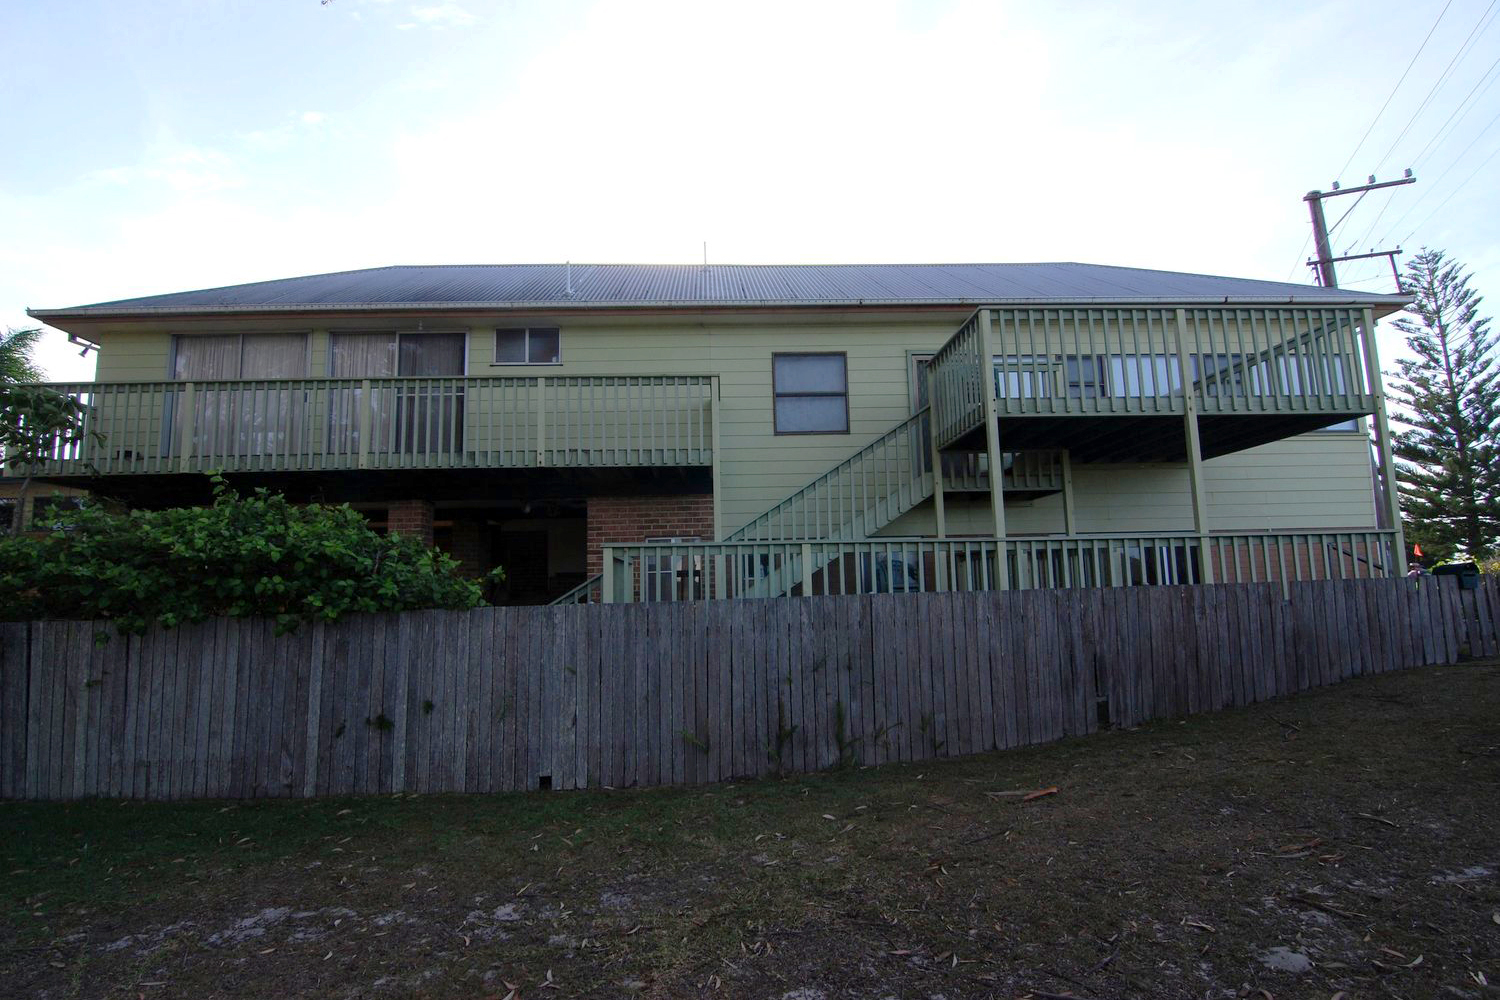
[329, 334, 395, 456]
[172, 334, 308, 459]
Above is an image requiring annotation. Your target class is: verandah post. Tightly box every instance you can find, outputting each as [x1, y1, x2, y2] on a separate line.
[710, 375, 723, 541]
[925, 366, 946, 539]
[1361, 307, 1407, 577]
[177, 381, 196, 473]
[1175, 309, 1214, 584]
[977, 310, 1007, 549]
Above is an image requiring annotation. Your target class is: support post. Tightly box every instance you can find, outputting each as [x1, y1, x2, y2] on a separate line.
[536, 376, 547, 466]
[1361, 307, 1408, 576]
[1060, 449, 1077, 535]
[710, 376, 724, 541]
[357, 378, 372, 469]
[977, 310, 1007, 543]
[1175, 309, 1214, 583]
[177, 381, 196, 473]
[1183, 396, 1214, 583]
[601, 546, 615, 603]
[925, 367, 946, 539]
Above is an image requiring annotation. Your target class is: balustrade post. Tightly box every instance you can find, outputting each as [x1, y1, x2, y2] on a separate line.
[357, 379, 372, 469]
[801, 543, 814, 596]
[177, 381, 196, 473]
[536, 376, 547, 466]
[601, 546, 615, 603]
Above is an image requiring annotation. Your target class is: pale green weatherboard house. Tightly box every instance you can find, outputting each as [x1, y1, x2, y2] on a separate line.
[26, 262, 1409, 604]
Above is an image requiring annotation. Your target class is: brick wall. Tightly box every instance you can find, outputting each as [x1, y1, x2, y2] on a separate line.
[586, 494, 715, 576]
[387, 500, 434, 546]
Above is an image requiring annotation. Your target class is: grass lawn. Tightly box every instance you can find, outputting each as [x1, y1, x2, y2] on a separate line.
[3, 660, 1497, 1000]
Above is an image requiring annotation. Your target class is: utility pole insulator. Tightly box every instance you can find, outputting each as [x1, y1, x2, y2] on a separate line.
[1301, 173, 1416, 289]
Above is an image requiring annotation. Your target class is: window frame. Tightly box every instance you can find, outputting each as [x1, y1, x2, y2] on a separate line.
[168, 332, 312, 380]
[771, 351, 850, 436]
[492, 327, 563, 366]
[328, 330, 470, 378]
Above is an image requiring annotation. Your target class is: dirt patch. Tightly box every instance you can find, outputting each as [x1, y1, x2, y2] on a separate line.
[3, 660, 1498, 998]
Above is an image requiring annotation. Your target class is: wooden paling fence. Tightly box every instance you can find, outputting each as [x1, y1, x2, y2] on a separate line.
[2, 575, 1496, 801]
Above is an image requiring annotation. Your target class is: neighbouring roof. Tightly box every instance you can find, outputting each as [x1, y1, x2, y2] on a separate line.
[29, 262, 1409, 320]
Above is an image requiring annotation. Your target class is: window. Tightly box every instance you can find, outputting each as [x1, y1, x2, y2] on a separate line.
[0, 499, 16, 534]
[329, 332, 466, 455]
[773, 353, 848, 434]
[172, 333, 309, 380]
[1065, 355, 1106, 399]
[1108, 355, 1179, 397]
[494, 327, 561, 365]
[994, 356, 1055, 399]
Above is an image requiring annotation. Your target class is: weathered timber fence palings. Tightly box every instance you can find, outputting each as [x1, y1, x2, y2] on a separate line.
[1, 575, 1496, 801]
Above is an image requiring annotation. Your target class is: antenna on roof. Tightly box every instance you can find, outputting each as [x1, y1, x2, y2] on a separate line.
[564, 261, 573, 298]
[702, 241, 708, 272]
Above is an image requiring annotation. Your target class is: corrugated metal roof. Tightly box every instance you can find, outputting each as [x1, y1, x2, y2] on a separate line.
[29, 262, 1407, 318]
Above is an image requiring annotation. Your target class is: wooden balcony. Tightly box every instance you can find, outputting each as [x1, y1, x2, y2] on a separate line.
[28, 376, 716, 481]
[929, 305, 1380, 461]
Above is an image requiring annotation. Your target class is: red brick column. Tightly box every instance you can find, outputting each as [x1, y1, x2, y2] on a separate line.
[387, 500, 434, 546]
[586, 494, 714, 576]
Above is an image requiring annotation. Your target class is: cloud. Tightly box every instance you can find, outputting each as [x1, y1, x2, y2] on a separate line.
[408, 3, 476, 27]
[300, 111, 327, 126]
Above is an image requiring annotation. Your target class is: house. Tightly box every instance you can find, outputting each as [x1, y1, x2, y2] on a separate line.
[25, 262, 1407, 603]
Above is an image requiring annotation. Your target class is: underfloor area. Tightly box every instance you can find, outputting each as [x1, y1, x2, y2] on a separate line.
[2, 661, 1496, 999]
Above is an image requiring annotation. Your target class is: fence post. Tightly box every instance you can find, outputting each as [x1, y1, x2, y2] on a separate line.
[177, 381, 196, 473]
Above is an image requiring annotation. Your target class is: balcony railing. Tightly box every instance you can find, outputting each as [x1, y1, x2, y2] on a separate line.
[26, 376, 716, 476]
[597, 530, 1399, 602]
[929, 306, 1378, 446]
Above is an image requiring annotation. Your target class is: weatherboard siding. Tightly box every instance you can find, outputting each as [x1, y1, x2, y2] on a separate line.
[80, 315, 1377, 538]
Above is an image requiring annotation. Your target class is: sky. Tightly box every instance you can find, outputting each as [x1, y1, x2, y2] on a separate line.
[3, 0, 1497, 382]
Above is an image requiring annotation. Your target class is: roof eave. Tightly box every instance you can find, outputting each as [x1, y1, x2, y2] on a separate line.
[28, 292, 1413, 323]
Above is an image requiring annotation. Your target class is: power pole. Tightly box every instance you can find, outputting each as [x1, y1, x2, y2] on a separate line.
[1303, 171, 1416, 288]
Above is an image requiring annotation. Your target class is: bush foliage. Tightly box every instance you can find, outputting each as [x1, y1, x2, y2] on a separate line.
[0, 479, 491, 632]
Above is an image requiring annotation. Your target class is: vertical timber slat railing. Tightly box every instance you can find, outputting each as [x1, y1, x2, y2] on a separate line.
[926, 306, 1378, 419]
[726, 410, 936, 543]
[597, 530, 1400, 601]
[29, 376, 715, 475]
[3, 573, 1494, 801]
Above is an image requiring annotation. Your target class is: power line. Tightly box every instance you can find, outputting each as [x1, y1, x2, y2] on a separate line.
[1335, 0, 1456, 181]
[1380, 105, 1500, 242]
[1409, 50, 1500, 168]
[1373, 0, 1500, 175]
[1400, 140, 1500, 243]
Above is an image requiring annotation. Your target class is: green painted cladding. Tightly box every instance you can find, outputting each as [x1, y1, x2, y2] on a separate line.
[81, 310, 1380, 536]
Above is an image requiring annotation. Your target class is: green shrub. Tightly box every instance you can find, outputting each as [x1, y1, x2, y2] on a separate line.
[0, 478, 494, 633]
